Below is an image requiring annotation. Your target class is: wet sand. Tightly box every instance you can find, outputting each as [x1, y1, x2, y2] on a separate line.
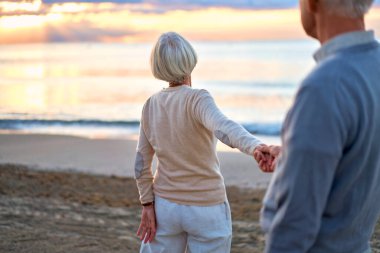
[1, 164, 380, 253]
[0, 164, 267, 253]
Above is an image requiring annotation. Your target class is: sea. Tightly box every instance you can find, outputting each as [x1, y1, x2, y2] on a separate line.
[0, 40, 319, 139]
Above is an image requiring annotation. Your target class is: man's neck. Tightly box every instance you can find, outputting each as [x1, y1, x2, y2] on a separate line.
[316, 15, 365, 44]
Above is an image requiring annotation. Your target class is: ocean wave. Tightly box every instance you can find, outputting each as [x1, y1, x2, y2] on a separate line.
[242, 123, 281, 136]
[0, 119, 281, 136]
[0, 119, 140, 129]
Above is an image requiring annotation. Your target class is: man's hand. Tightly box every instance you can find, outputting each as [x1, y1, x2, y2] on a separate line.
[137, 204, 157, 243]
[267, 145, 281, 172]
[253, 145, 281, 172]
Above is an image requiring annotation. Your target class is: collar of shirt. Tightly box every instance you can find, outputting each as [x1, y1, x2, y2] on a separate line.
[162, 84, 190, 92]
[313, 30, 375, 62]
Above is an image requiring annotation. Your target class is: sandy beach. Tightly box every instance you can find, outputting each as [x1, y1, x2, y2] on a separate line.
[0, 133, 379, 253]
[0, 133, 274, 188]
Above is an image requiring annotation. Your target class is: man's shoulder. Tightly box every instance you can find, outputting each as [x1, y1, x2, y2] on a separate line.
[301, 54, 355, 91]
[304, 42, 380, 89]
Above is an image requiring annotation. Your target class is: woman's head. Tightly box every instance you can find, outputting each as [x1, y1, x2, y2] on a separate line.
[150, 32, 197, 84]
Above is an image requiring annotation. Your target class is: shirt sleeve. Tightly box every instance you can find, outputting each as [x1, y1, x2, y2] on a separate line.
[260, 81, 348, 253]
[193, 89, 263, 155]
[134, 118, 155, 205]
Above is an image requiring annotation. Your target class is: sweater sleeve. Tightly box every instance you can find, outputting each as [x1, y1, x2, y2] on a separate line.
[134, 119, 155, 205]
[193, 89, 263, 155]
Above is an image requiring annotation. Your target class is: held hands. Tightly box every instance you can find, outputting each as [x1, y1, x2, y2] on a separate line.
[137, 204, 157, 244]
[253, 144, 281, 173]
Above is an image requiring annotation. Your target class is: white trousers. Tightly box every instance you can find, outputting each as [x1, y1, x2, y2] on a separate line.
[140, 195, 232, 253]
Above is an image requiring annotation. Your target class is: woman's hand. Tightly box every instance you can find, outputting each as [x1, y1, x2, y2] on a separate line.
[254, 145, 281, 172]
[254, 144, 272, 172]
[136, 204, 157, 244]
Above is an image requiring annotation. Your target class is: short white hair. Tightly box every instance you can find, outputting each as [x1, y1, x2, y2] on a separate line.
[150, 32, 197, 84]
[322, 0, 374, 18]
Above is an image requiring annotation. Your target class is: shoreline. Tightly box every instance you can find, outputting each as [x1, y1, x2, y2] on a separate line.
[0, 132, 274, 189]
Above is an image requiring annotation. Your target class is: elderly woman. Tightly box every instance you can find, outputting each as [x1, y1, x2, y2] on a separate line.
[135, 32, 269, 253]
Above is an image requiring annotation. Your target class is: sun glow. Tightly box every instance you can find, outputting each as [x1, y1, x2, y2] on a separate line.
[0, 15, 45, 29]
[0, 0, 42, 13]
[0, 1, 380, 44]
[50, 3, 89, 13]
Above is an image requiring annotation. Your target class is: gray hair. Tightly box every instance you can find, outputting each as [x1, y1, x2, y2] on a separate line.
[322, 0, 374, 18]
[150, 32, 197, 84]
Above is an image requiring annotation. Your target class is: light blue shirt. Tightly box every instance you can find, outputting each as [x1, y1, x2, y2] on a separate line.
[261, 30, 380, 253]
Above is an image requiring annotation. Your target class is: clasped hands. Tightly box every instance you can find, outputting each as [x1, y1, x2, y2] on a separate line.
[253, 144, 281, 173]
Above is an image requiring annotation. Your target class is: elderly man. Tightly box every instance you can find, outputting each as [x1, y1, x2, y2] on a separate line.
[258, 0, 380, 252]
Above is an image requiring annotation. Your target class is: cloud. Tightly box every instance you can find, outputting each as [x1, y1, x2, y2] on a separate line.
[43, 0, 142, 3]
[41, 0, 380, 9]
[45, 21, 138, 42]
[0, 0, 299, 18]
[147, 0, 297, 9]
[2, 0, 380, 18]
[41, 0, 298, 9]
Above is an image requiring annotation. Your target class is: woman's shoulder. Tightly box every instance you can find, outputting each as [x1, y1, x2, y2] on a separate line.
[191, 87, 209, 94]
[143, 89, 164, 106]
[160, 86, 213, 100]
[141, 94, 156, 114]
[187, 87, 212, 100]
[143, 87, 213, 109]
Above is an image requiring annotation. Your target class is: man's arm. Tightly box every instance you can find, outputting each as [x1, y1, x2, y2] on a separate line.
[260, 81, 348, 253]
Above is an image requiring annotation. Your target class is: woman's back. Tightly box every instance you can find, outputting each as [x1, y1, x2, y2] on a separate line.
[141, 85, 225, 206]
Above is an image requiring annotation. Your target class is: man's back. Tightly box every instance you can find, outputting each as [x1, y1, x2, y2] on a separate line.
[261, 31, 380, 253]
[310, 32, 380, 252]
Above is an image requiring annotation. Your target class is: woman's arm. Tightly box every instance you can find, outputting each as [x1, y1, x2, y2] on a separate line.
[193, 89, 263, 155]
[134, 120, 156, 243]
[134, 122, 155, 205]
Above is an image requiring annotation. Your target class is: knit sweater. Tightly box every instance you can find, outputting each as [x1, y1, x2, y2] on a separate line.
[135, 85, 262, 206]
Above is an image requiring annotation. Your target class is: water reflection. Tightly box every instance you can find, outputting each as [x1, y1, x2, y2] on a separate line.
[0, 41, 317, 124]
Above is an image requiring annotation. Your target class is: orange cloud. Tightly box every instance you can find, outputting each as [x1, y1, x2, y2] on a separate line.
[0, 2, 380, 44]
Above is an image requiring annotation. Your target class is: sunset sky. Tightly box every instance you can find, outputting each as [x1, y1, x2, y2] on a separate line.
[0, 0, 380, 44]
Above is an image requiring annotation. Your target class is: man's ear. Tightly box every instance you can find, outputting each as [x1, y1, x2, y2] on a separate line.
[306, 0, 318, 13]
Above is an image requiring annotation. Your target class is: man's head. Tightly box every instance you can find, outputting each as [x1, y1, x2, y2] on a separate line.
[299, 0, 374, 41]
